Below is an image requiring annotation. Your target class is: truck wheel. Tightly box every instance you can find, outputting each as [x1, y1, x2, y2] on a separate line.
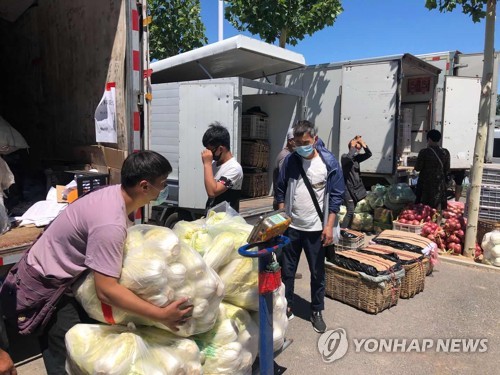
[163, 212, 179, 229]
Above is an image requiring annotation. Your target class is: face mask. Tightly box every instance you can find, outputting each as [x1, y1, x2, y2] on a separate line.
[296, 144, 314, 158]
[211, 147, 222, 162]
[150, 184, 169, 206]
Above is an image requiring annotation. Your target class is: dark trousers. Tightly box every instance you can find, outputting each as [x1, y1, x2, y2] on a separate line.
[38, 295, 95, 375]
[341, 190, 355, 229]
[282, 227, 325, 312]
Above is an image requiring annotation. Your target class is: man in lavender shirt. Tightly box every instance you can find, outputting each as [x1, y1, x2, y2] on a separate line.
[1, 151, 192, 374]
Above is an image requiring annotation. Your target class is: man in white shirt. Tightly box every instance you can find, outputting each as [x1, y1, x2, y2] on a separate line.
[276, 121, 345, 333]
[201, 122, 243, 212]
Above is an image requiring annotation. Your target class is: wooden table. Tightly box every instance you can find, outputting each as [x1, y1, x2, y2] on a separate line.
[0, 226, 43, 265]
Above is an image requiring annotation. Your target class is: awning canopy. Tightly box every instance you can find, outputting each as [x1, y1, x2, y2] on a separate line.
[151, 35, 306, 84]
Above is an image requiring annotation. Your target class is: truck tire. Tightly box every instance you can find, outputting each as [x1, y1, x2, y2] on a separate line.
[163, 212, 179, 229]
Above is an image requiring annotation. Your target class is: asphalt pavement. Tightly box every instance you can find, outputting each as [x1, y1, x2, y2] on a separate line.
[273, 255, 500, 375]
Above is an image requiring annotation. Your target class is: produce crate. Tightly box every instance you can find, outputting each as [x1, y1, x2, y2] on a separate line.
[400, 258, 429, 299]
[242, 115, 269, 139]
[66, 170, 109, 196]
[325, 263, 401, 314]
[392, 220, 423, 235]
[241, 140, 270, 169]
[241, 173, 269, 198]
[479, 185, 500, 207]
[477, 218, 500, 244]
[482, 164, 500, 185]
[478, 206, 500, 222]
[334, 230, 365, 252]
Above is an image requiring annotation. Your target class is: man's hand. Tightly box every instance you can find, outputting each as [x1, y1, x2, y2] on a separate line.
[201, 149, 213, 166]
[321, 226, 334, 246]
[349, 139, 358, 149]
[0, 349, 16, 375]
[156, 297, 194, 332]
[358, 137, 367, 148]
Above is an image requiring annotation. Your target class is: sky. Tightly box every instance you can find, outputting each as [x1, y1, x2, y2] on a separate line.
[199, 0, 499, 65]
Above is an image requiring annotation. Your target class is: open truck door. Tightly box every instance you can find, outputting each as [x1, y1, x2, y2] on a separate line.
[441, 76, 481, 170]
[339, 61, 399, 174]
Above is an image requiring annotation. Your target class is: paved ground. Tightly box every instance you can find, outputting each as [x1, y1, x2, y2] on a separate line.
[273, 256, 500, 375]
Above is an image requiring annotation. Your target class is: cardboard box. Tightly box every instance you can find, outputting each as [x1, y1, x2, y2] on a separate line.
[73, 145, 127, 170]
[109, 167, 121, 185]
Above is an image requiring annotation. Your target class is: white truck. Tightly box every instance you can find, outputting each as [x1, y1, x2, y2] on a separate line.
[148, 36, 305, 227]
[278, 51, 499, 183]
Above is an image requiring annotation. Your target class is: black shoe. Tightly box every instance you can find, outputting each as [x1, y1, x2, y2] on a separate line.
[310, 311, 326, 333]
[286, 308, 295, 321]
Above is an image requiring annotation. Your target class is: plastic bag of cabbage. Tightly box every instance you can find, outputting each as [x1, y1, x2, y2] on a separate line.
[173, 211, 259, 311]
[73, 225, 224, 337]
[251, 283, 288, 352]
[194, 302, 258, 375]
[65, 323, 202, 375]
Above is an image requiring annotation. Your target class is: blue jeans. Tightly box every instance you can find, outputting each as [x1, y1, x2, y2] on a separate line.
[282, 227, 325, 312]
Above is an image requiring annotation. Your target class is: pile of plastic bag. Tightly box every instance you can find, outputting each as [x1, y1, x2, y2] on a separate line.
[383, 183, 415, 215]
[481, 230, 500, 267]
[194, 302, 258, 375]
[65, 323, 202, 375]
[365, 184, 387, 210]
[74, 225, 225, 337]
[173, 208, 259, 311]
[251, 283, 288, 352]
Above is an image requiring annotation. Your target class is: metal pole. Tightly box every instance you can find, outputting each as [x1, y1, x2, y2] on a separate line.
[218, 0, 224, 41]
[258, 254, 274, 375]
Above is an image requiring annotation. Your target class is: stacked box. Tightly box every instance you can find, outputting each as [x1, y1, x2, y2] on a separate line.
[478, 165, 500, 221]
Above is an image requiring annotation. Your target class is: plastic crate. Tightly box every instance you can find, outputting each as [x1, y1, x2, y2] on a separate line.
[242, 115, 269, 139]
[479, 184, 500, 207]
[334, 232, 365, 252]
[392, 221, 423, 235]
[68, 171, 109, 196]
[478, 206, 500, 221]
[482, 165, 500, 186]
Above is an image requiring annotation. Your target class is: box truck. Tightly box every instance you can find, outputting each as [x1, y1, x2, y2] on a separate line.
[0, 0, 148, 266]
[148, 35, 305, 227]
[278, 51, 499, 183]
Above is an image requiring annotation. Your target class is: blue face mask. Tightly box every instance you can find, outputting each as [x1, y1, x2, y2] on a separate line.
[150, 184, 169, 206]
[296, 144, 314, 158]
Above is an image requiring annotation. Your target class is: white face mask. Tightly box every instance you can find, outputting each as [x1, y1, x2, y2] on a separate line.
[150, 184, 169, 206]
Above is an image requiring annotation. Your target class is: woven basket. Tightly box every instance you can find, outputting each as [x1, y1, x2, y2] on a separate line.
[399, 258, 428, 299]
[477, 218, 500, 245]
[325, 263, 401, 314]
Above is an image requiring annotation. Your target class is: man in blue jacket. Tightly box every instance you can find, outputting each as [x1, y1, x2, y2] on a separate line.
[276, 120, 344, 333]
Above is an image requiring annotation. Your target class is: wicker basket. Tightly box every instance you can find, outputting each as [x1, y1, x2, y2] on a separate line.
[241, 173, 269, 198]
[325, 263, 401, 314]
[399, 258, 429, 299]
[477, 218, 500, 244]
[241, 140, 270, 169]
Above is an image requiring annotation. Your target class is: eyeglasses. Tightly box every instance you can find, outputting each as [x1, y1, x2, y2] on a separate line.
[148, 179, 168, 191]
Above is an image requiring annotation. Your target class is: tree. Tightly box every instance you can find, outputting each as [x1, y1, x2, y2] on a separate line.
[149, 0, 207, 61]
[426, 0, 496, 258]
[224, 0, 343, 48]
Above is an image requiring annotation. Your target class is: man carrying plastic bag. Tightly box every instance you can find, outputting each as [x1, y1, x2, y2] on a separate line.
[0, 151, 192, 375]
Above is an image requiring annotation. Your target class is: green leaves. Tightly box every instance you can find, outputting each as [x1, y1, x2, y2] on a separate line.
[425, 0, 489, 23]
[224, 0, 343, 48]
[149, 0, 208, 60]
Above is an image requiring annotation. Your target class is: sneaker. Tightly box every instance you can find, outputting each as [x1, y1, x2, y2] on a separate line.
[286, 308, 295, 321]
[310, 311, 326, 333]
